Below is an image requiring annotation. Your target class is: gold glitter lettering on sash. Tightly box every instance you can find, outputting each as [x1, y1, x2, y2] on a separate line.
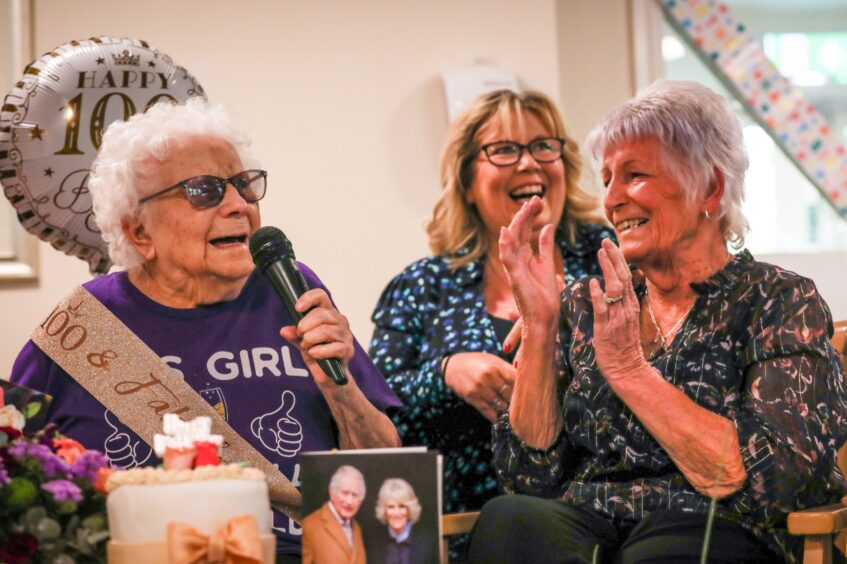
[31, 286, 302, 521]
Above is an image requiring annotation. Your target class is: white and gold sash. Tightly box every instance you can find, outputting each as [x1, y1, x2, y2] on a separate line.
[31, 285, 302, 521]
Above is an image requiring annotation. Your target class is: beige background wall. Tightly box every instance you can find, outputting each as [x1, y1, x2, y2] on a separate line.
[555, 0, 634, 146]
[3, 1, 845, 378]
[0, 0, 634, 374]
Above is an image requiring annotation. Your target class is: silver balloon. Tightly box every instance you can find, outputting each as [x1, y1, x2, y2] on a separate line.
[0, 36, 204, 273]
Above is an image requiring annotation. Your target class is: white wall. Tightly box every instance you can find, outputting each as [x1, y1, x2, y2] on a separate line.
[0, 3, 11, 86]
[555, 0, 634, 147]
[7, 0, 841, 378]
[0, 0, 571, 373]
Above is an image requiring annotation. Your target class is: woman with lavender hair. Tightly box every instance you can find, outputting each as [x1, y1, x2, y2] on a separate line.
[468, 81, 847, 563]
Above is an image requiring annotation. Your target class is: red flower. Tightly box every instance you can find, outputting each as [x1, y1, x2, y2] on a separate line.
[0, 532, 39, 564]
[0, 426, 22, 440]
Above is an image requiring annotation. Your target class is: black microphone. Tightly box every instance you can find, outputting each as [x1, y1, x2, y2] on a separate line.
[250, 226, 348, 386]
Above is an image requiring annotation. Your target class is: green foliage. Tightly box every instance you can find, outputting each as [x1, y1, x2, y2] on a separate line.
[0, 414, 109, 563]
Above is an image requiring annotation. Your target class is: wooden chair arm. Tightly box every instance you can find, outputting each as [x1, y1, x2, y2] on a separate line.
[442, 511, 480, 536]
[788, 504, 847, 535]
[440, 512, 481, 563]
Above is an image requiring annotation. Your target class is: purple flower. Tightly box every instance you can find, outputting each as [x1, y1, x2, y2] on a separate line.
[41, 479, 82, 502]
[36, 423, 59, 446]
[69, 450, 109, 482]
[7, 440, 48, 460]
[0, 456, 9, 485]
[8, 441, 70, 477]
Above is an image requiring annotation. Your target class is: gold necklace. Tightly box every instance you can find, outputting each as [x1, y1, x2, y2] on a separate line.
[645, 292, 693, 358]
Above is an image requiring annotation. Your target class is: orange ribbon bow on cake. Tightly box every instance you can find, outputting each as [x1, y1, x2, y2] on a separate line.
[167, 515, 263, 564]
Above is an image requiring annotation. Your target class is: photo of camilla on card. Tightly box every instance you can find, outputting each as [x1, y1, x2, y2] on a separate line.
[300, 448, 442, 564]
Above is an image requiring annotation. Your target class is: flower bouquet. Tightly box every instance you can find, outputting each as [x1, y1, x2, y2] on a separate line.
[0, 385, 110, 563]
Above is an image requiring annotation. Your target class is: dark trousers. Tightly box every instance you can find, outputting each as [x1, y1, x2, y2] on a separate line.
[467, 495, 777, 564]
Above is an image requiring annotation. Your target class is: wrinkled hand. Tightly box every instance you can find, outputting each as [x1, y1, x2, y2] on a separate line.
[588, 238, 646, 380]
[501, 274, 565, 355]
[499, 197, 560, 332]
[280, 288, 354, 387]
[444, 352, 516, 423]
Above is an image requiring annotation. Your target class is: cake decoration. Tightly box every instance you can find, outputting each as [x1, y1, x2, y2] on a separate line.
[154, 414, 223, 470]
[105, 414, 274, 562]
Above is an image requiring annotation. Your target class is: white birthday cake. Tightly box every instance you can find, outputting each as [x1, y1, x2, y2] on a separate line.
[105, 415, 275, 563]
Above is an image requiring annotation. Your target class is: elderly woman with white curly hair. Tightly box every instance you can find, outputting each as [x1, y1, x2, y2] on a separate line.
[467, 81, 847, 564]
[11, 98, 400, 561]
[371, 478, 433, 564]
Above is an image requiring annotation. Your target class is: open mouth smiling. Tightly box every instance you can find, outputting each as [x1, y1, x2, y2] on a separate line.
[615, 218, 648, 232]
[509, 184, 545, 202]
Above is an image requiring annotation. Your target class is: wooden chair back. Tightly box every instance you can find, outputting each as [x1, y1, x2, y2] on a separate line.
[833, 320, 847, 371]
[832, 321, 847, 479]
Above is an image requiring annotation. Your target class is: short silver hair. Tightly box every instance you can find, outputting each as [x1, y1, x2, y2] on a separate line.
[329, 465, 366, 497]
[88, 97, 260, 270]
[586, 80, 749, 249]
[374, 478, 421, 525]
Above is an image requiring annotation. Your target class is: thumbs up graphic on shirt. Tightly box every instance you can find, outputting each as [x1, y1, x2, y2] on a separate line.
[250, 390, 303, 458]
[102, 410, 152, 468]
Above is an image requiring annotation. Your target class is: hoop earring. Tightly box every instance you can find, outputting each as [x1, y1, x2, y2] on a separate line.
[704, 210, 711, 220]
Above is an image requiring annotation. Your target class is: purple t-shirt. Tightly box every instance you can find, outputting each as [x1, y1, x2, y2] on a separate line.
[11, 265, 401, 556]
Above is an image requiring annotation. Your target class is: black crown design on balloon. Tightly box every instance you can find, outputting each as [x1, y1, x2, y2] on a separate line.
[111, 49, 140, 66]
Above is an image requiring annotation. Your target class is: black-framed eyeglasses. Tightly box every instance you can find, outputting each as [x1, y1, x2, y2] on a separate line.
[479, 137, 566, 167]
[138, 169, 268, 209]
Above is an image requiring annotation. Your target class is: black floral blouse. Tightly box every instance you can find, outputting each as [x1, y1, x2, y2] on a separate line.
[492, 249, 847, 562]
[369, 222, 614, 515]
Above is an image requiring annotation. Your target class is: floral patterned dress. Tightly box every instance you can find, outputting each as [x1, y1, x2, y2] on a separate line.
[492, 249, 847, 563]
[369, 223, 614, 516]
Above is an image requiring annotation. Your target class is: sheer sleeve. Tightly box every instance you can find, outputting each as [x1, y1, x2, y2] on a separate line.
[491, 413, 573, 498]
[490, 282, 583, 498]
[728, 277, 847, 525]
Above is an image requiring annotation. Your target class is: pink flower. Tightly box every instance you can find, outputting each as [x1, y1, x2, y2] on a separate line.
[0, 405, 24, 431]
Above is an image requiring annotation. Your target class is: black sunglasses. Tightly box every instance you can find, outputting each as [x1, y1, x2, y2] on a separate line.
[139, 169, 268, 209]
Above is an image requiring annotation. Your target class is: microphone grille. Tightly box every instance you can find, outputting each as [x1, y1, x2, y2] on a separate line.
[249, 226, 295, 270]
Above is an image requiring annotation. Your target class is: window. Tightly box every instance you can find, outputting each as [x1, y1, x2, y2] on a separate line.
[0, 0, 38, 279]
[634, 0, 847, 254]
